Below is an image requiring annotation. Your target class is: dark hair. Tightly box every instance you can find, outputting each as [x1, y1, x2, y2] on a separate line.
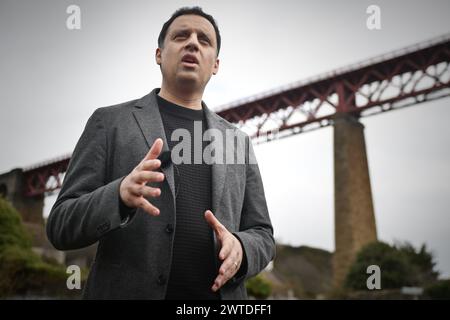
[158, 7, 221, 56]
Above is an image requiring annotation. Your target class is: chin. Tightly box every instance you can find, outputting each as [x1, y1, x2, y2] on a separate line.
[176, 75, 201, 87]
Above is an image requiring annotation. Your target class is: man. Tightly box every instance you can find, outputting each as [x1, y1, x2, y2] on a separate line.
[47, 7, 275, 300]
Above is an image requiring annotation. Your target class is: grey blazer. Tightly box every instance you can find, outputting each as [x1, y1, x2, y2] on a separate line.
[46, 89, 275, 299]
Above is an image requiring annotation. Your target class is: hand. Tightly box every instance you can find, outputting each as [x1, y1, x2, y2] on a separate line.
[119, 138, 165, 216]
[204, 210, 243, 292]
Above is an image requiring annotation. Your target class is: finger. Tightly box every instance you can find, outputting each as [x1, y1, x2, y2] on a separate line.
[219, 255, 238, 276]
[143, 138, 163, 161]
[130, 184, 160, 197]
[204, 210, 225, 236]
[212, 275, 223, 292]
[134, 185, 161, 198]
[212, 271, 231, 292]
[133, 171, 165, 184]
[136, 197, 160, 216]
[213, 256, 239, 292]
[218, 241, 232, 261]
[138, 159, 161, 172]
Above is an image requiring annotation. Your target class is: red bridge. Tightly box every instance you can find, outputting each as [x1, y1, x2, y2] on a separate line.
[17, 34, 450, 197]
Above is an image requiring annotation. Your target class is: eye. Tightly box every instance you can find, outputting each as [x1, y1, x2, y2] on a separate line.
[199, 37, 210, 45]
[174, 32, 187, 40]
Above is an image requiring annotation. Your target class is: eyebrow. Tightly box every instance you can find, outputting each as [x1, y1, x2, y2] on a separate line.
[171, 28, 213, 42]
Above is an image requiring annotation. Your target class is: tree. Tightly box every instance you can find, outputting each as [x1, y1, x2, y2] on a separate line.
[396, 241, 439, 285]
[345, 241, 416, 290]
[345, 241, 439, 290]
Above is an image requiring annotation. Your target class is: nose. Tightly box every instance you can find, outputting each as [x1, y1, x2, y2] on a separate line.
[185, 33, 200, 52]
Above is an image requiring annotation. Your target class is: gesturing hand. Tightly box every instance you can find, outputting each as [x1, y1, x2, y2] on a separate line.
[119, 138, 165, 216]
[205, 210, 243, 292]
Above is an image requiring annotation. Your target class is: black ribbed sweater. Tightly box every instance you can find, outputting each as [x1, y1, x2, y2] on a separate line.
[157, 94, 219, 300]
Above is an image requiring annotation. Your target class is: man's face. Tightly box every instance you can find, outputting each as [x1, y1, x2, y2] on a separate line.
[156, 14, 220, 90]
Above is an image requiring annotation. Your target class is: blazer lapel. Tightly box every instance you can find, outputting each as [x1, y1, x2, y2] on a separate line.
[132, 89, 176, 200]
[203, 104, 230, 219]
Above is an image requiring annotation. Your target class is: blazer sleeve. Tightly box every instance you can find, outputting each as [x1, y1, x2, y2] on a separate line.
[233, 135, 276, 280]
[46, 108, 135, 250]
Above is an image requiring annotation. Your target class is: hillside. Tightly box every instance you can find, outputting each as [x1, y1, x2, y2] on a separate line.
[262, 244, 333, 299]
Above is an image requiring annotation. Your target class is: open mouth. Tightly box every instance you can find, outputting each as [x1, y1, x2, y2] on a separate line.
[181, 54, 199, 67]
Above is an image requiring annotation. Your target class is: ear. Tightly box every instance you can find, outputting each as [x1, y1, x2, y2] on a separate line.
[212, 58, 220, 75]
[155, 48, 162, 65]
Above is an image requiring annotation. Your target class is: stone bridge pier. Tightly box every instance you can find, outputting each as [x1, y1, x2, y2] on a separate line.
[333, 115, 378, 288]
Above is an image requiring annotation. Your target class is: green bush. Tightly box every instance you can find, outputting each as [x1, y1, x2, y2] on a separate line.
[425, 280, 450, 300]
[0, 198, 32, 250]
[0, 198, 69, 298]
[246, 274, 272, 299]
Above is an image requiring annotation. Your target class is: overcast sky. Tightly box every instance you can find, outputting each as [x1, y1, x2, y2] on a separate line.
[1, 0, 449, 277]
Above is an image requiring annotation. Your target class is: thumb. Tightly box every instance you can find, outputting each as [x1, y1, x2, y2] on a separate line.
[204, 210, 224, 236]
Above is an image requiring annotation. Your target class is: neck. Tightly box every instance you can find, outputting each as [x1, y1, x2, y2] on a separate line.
[158, 83, 203, 110]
